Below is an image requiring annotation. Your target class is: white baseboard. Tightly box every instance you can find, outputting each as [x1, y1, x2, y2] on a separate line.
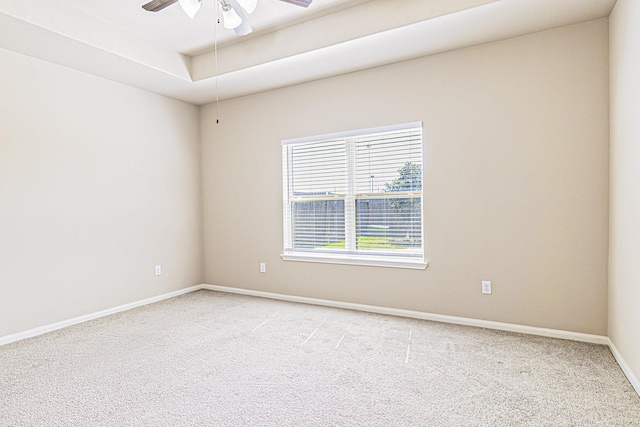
[203, 285, 640, 396]
[3, 283, 636, 398]
[0, 285, 203, 347]
[1, 283, 607, 347]
[202, 284, 609, 345]
[607, 339, 640, 397]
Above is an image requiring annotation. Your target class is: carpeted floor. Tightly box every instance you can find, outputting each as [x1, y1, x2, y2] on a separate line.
[1, 289, 639, 426]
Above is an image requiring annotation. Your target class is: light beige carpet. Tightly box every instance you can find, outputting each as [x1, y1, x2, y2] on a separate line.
[1, 290, 639, 426]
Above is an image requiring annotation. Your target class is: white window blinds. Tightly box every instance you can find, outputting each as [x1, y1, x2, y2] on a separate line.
[282, 122, 423, 264]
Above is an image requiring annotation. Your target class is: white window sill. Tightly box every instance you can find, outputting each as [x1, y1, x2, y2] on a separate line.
[280, 252, 428, 270]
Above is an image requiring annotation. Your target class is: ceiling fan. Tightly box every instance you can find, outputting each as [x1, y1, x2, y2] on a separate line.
[142, 0, 313, 36]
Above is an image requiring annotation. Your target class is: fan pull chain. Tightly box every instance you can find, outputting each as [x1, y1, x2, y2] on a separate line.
[214, 0, 220, 124]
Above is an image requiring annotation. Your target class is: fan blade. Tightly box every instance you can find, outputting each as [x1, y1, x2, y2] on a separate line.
[227, 0, 253, 35]
[142, 0, 178, 12]
[278, 0, 312, 8]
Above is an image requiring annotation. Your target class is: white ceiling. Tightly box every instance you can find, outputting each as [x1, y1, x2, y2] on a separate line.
[0, 0, 617, 105]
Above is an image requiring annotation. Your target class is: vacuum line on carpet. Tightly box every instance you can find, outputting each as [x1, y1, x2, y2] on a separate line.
[251, 318, 271, 332]
[251, 311, 281, 333]
[304, 318, 327, 344]
[406, 329, 412, 363]
[335, 322, 353, 350]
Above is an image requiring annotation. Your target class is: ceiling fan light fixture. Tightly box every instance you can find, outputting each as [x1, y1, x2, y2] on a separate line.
[178, 0, 202, 19]
[221, 2, 243, 29]
[236, 0, 258, 14]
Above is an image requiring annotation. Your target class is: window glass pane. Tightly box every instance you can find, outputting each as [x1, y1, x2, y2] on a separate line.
[288, 140, 346, 196]
[356, 198, 422, 254]
[355, 129, 422, 194]
[292, 200, 345, 250]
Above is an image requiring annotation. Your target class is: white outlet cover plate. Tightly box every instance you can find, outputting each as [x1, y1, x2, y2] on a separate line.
[482, 280, 492, 294]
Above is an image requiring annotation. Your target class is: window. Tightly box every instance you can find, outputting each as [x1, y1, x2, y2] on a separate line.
[281, 122, 426, 269]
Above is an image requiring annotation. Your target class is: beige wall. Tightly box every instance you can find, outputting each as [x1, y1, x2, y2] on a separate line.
[202, 19, 610, 335]
[0, 48, 203, 337]
[0, 16, 612, 340]
[609, 0, 640, 385]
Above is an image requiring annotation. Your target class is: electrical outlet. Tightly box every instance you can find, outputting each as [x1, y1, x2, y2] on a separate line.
[482, 280, 492, 295]
[155, 265, 162, 276]
[260, 263, 266, 273]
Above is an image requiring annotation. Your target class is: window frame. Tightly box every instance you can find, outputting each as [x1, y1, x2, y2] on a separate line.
[281, 122, 427, 270]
